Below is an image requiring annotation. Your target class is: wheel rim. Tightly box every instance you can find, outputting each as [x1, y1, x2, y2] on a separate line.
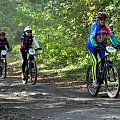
[105, 65, 120, 98]
[2, 61, 7, 78]
[86, 66, 99, 96]
[24, 65, 29, 84]
[29, 61, 37, 85]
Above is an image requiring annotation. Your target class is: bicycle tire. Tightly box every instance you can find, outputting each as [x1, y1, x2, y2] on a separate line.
[105, 63, 120, 98]
[24, 62, 29, 84]
[29, 60, 37, 85]
[86, 65, 100, 97]
[2, 59, 7, 78]
[0, 66, 2, 77]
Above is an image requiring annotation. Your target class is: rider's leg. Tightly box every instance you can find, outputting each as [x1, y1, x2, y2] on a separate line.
[99, 49, 105, 70]
[98, 49, 105, 84]
[87, 45, 98, 88]
[90, 53, 97, 80]
[20, 49, 27, 79]
[90, 53, 98, 87]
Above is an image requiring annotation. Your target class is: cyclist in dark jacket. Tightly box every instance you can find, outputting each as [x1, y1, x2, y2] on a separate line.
[0, 32, 11, 61]
[86, 12, 120, 88]
[0, 32, 10, 51]
[20, 26, 42, 84]
[0, 32, 11, 75]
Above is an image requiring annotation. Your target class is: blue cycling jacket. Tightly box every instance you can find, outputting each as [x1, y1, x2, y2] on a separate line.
[87, 21, 119, 47]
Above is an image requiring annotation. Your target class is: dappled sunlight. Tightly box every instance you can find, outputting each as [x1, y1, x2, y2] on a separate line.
[55, 80, 86, 88]
[0, 77, 120, 119]
[0, 89, 51, 102]
[8, 60, 21, 66]
[0, 0, 119, 119]
[100, 114, 120, 119]
[66, 108, 99, 114]
[37, 64, 86, 82]
[41, 102, 66, 109]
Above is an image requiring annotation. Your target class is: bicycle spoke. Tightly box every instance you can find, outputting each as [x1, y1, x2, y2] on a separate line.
[23, 63, 29, 84]
[2, 60, 7, 78]
[105, 64, 120, 98]
[29, 61, 37, 85]
[86, 65, 100, 97]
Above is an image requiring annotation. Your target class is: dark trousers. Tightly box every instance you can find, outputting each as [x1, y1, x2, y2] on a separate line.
[20, 49, 27, 73]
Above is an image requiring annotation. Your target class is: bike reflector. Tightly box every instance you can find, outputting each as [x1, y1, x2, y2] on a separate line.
[106, 46, 116, 53]
[29, 48, 35, 55]
[1, 50, 7, 55]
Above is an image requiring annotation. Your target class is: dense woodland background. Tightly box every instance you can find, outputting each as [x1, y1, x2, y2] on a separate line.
[0, 0, 120, 80]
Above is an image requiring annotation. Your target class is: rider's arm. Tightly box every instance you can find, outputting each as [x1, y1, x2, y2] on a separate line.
[110, 34, 119, 46]
[32, 36, 41, 49]
[106, 25, 119, 46]
[20, 35, 25, 49]
[89, 22, 98, 47]
[5, 38, 10, 50]
[90, 38, 98, 47]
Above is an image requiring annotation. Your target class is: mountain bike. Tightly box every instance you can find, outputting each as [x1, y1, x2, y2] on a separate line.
[86, 46, 120, 98]
[23, 48, 41, 85]
[0, 50, 9, 78]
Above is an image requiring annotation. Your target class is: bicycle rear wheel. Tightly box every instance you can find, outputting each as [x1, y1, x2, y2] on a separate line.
[29, 60, 37, 85]
[105, 63, 120, 98]
[86, 65, 100, 97]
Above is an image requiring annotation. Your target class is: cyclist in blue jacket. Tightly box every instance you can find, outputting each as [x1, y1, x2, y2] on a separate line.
[87, 12, 120, 88]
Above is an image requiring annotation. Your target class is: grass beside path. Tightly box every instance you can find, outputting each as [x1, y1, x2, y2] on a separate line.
[7, 61, 87, 84]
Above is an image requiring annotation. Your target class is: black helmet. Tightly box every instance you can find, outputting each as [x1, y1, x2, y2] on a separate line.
[0, 32, 5, 36]
[96, 12, 107, 20]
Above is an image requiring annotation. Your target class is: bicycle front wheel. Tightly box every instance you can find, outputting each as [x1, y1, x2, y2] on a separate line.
[23, 63, 29, 84]
[2, 60, 7, 78]
[105, 63, 120, 98]
[29, 60, 37, 85]
[86, 65, 100, 97]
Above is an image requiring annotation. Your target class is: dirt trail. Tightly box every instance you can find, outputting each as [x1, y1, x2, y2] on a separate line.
[0, 77, 120, 120]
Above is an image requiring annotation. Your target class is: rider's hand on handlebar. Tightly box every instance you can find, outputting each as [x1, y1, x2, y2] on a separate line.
[95, 45, 106, 50]
[35, 48, 42, 53]
[38, 48, 42, 50]
[7, 48, 12, 52]
[35, 48, 42, 51]
[115, 44, 120, 49]
[95, 45, 100, 50]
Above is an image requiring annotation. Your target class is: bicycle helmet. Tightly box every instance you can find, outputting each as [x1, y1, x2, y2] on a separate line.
[96, 12, 107, 20]
[24, 26, 32, 32]
[0, 32, 5, 36]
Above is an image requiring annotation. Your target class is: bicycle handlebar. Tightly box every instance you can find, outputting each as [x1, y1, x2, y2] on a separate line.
[7, 48, 12, 52]
[95, 45, 119, 50]
[35, 48, 42, 51]
[24, 47, 42, 52]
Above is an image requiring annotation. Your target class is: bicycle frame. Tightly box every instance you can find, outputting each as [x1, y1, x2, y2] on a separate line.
[0, 50, 7, 78]
[24, 48, 36, 77]
[97, 46, 116, 82]
[24, 48, 41, 85]
[1, 50, 7, 60]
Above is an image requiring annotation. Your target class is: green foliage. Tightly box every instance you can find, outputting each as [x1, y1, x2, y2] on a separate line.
[1, 0, 120, 70]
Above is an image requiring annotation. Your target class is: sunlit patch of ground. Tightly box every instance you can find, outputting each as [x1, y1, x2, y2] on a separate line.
[54, 79, 86, 88]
